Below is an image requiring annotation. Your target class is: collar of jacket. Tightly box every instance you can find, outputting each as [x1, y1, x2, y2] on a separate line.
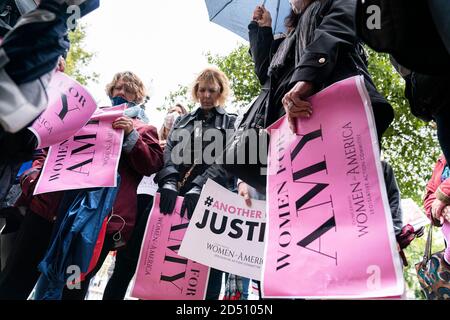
[176, 106, 229, 129]
[190, 106, 226, 120]
[197, 106, 226, 115]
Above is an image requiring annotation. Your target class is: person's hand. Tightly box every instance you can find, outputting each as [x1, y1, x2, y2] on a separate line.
[282, 81, 314, 133]
[442, 205, 450, 224]
[57, 56, 66, 72]
[181, 186, 202, 219]
[238, 182, 252, 207]
[112, 116, 134, 136]
[159, 181, 178, 215]
[252, 5, 272, 27]
[431, 198, 448, 226]
[396, 224, 416, 250]
[159, 139, 167, 149]
[252, 6, 263, 21]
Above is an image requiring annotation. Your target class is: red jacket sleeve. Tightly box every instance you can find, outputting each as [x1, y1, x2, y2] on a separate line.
[423, 155, 449, 220]
[123, 121, 163, 177]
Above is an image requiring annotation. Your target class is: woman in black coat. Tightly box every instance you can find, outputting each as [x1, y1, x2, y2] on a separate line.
[250, 0, 393, 141]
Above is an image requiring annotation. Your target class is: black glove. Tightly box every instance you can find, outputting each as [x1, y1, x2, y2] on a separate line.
[159, 180, 178, 215]
[181, 186, 201, 219]
[0, 129, 38, 163]
[0, 207, 23, 234]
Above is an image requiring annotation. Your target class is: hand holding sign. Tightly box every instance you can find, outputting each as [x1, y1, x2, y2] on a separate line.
[112, 116, 134, 136]
[265, 76, 404, 299]
[238, 182, 252, 207]
[179, 180, 267, 280]
[282, 81, 314, 133]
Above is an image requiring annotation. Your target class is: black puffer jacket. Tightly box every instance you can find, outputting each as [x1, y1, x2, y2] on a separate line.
[155, 106, 236, 194]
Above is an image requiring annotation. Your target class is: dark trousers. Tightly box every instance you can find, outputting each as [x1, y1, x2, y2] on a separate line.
[205, 269, 228, 300]
[0, 211, 53, 300]
[62, 194, 154, 300]
[102, 194, 154, 300]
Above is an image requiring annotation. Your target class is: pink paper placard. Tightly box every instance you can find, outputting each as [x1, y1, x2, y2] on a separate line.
[34, 105, 125, 195]
[29, 71, 97, 148]
[263, 76, 404, 299]
[132, 193, 210, 300]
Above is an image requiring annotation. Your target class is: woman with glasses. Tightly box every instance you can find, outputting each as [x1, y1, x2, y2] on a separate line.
[60, 71, 164, 300]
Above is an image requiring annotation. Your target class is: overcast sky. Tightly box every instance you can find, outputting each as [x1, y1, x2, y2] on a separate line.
[82, 0, 246, 127]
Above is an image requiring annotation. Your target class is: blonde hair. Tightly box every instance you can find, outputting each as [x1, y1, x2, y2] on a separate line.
[106, 71, 147, 104]
[191, 67, 230, 107]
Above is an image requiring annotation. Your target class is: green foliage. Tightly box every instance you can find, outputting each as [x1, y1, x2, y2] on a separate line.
[65, 24, 98, 85]
[158, 84, 196, 113]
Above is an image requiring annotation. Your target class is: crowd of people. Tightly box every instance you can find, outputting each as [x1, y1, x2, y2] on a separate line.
[0, 0, 448, 300]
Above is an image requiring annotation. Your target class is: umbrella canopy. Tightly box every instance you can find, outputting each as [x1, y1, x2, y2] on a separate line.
[205, 0, 292, 41]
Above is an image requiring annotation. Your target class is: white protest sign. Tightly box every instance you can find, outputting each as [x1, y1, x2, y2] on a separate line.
[179, 179, 266, 280]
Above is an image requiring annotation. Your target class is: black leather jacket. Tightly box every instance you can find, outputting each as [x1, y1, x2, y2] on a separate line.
[155, 106, 236, 194]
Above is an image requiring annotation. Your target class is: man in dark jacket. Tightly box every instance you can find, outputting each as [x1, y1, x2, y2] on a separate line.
[0, 0, 99, 207]
[232, 1, 393, 192]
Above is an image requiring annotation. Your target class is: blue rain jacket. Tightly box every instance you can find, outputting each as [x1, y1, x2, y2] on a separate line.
[35, 182, 119, 300]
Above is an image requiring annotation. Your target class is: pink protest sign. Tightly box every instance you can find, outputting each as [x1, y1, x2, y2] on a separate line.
[263, 76, 404, 299]
[29, 71, 97, 148]
[132, 193, 209, 300]
[34, 105, 125, 195]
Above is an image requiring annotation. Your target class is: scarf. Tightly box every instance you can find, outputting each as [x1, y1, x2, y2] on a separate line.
[124, 105, 149, 123]
[268, 1, 322, 77]
[111, 97, 149, 123]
